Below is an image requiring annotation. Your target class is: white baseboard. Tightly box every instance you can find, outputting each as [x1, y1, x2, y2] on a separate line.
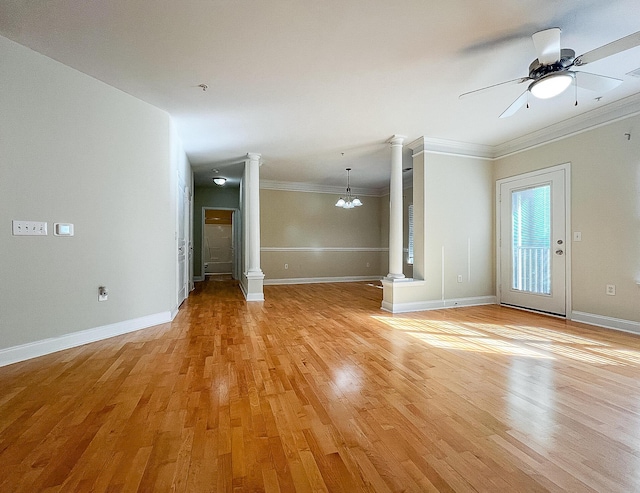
[193, 275, 204, 282]
[0, 311, 175, 368]
[170, 305, 179, 320]
[382, 296, 497, 314]
[571, 311, 640, 335]
[264, 276, 382, 286]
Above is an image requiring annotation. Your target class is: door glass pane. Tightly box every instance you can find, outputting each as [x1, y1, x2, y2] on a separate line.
[511, 185, 551, 294]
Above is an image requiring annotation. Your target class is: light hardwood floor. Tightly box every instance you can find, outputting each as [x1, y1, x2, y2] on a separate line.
[1, 279, 640, 492]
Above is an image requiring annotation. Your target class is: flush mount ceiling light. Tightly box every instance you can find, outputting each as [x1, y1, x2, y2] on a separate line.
[335, 168, 362, 209]
[530, 72, 574, 99]
[213, 177, 227, 186]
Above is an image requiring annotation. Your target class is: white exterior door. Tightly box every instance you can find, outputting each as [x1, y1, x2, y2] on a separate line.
[498, 166, 569, 316]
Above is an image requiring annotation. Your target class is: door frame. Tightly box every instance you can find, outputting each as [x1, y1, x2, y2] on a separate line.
[177, 175, 190, 307]
[201, 207, 241, 280]
[495, 163, 572, 317]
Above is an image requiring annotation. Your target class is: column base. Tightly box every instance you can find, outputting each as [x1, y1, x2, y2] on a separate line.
[241, 270, 265, 301]
[381, 278, 424, 312]
[384, 273, 407, 281]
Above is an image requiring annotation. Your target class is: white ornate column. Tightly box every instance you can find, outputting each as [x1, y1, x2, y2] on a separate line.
[242, 152, 265, 301]
[387, 135, 406, 280]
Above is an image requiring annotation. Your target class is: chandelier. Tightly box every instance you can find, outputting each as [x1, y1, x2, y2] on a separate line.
[335, 168, 362, 209]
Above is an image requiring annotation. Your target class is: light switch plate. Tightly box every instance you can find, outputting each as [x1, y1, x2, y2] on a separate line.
[12, 220, 47, 236]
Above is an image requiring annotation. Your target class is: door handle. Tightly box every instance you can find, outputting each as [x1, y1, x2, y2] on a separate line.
[555, 249, 564, 255]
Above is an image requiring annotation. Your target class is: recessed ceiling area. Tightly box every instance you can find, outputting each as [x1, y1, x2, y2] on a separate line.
[1, 0, 638, 189]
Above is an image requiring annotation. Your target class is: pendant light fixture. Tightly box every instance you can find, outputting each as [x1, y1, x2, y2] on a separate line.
[335, 168, 362, 209]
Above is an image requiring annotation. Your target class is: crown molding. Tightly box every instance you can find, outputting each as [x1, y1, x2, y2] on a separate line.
[260, 179, 385, 196]
[407, 136, 494, 159]
[408, 94, 640, 160]
[493, 93, 640, 158]
[423, 137, 495, 159]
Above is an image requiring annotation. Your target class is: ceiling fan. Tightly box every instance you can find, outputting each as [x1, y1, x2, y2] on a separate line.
[460, 28, 640, 118]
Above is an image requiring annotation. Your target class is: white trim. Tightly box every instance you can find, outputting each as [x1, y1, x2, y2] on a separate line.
[423, 137, 495, 159]
[407, 136, 494, 160]
[571, 311, 640, 335]
[381, 296, 497, 314]
[0, 311, 175, 368]
[170, 305, 179, 320]
[260, 180, 384, 197]
[261, 247, 388, 252]
[264, 276, 382, 285]
[424, 149, 494, 161]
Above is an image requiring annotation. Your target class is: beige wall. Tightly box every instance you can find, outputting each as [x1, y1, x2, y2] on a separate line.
[260, 189, 386, 280]
[0, 35, 190, 350]
[494, 116, 640, 322]
[423, 153, 495, 300]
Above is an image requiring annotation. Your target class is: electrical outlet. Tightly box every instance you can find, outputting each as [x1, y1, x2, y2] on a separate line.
[457, 275, 463, 283]
[606, 284, 616, 296]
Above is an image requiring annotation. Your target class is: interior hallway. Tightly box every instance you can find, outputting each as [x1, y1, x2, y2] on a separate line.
[1, 280, 640, 492]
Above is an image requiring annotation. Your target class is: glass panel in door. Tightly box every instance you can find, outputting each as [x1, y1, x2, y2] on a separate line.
[511, 185, 551, 295]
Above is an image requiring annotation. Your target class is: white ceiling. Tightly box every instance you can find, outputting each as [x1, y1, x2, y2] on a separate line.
[1, 0, 639, 190]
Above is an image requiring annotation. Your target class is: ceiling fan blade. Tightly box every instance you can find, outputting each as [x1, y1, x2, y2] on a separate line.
[574, 71, 622, 92]
[532, 28, 561, 65]
[574, 31, 640, 66]
[459, 77, 529, 99]
[499, 91, 529, 119]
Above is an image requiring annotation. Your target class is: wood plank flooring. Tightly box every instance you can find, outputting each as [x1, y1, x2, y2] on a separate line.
[1, 279, 640, 492]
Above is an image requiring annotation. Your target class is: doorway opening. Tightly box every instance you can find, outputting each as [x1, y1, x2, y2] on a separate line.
[202, 208, 239, 280]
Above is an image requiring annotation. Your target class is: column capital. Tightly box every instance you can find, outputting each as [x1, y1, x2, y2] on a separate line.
[246, 152, 262, 163]
[387, 135, 406, 146]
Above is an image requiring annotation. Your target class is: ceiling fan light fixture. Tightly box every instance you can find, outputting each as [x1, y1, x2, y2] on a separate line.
[530, 73, 573, 99]
[213, 177, 227, 186]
